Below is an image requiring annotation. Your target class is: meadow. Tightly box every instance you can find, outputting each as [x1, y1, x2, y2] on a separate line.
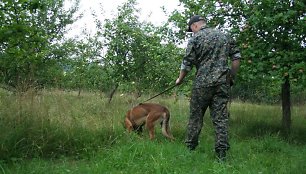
[0, 89, 305, 174]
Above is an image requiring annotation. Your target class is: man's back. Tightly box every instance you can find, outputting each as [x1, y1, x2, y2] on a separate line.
[188, 27, 234, 88]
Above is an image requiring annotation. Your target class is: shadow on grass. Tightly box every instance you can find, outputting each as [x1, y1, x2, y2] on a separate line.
[234, 120, 306, 145]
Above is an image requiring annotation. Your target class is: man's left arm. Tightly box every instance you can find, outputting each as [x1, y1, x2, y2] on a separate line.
[228, 36, 241, 86]
[228, 36, 241, 77]
[231, 59, 240, 77]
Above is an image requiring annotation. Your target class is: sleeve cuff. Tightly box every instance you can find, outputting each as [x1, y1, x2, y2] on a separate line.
[180, 63, 191, 72]
[232, 52, 241, 60]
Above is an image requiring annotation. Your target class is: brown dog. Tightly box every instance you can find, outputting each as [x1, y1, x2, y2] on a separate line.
[124, 103, 174, 140]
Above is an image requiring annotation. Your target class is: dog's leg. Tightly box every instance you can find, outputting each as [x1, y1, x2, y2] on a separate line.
[125, 117, 133, 132]
[125, 110, 133, 132]
[146, 113, 157, 140]
[146, 122, 155, 140]
[161, 112, 175, 140]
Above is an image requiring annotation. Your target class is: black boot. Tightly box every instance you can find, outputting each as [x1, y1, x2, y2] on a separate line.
[216, 150, 226, 162]
[187, 145, 196, 151]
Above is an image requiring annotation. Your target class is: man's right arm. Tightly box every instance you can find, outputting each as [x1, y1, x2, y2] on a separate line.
[176, 70, 188, 85]
[176, 39, 195, 85]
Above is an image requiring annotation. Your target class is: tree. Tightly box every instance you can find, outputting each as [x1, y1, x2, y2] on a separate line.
[97, 0, 142, 102]
[94, 0, 183, 102]
[169, 0, 305, 134]
[0, 0, 79, 92]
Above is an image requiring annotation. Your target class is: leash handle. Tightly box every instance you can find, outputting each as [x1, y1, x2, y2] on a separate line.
[142, 84, 178, 103]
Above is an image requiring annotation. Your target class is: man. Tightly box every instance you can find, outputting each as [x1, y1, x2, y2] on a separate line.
[175, 15, 241, 161]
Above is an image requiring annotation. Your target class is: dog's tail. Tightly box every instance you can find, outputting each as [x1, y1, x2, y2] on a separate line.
[161, 110, 174, 140]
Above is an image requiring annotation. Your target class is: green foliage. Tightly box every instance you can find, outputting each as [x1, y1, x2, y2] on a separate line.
[95, 0, 184, 96]
[238, 0, 305, 84]
[0, 0, 80, 91]
[231, 75, 282, 103]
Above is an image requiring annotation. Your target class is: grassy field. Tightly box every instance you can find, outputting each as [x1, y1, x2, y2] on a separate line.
[0, 89, 305, 174]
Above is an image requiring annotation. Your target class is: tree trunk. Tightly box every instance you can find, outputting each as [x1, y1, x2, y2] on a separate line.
[78, 87, 81, 97]
[108, 84, 119, 104]
[281, 76, 291, 135]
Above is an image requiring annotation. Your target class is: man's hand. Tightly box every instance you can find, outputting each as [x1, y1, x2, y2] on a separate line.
[176, 70, 188, 86]
[176, 78, 183, 85]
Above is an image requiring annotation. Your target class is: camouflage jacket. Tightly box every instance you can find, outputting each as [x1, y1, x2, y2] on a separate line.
[180, 26, 241, 88]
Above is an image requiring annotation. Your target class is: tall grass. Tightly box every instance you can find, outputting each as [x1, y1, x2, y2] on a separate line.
[0, 88, 305, 173]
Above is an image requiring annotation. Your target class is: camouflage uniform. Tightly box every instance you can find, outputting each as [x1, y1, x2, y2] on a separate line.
[180, 26, 241, 152]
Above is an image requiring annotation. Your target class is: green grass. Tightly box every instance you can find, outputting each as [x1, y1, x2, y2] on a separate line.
[0, 89, 305, 174]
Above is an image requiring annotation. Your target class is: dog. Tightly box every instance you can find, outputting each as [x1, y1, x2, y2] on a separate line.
[124, 103, 174, 140]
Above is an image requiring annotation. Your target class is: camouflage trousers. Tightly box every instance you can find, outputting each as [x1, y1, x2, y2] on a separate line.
[185, 83, 230, 152]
